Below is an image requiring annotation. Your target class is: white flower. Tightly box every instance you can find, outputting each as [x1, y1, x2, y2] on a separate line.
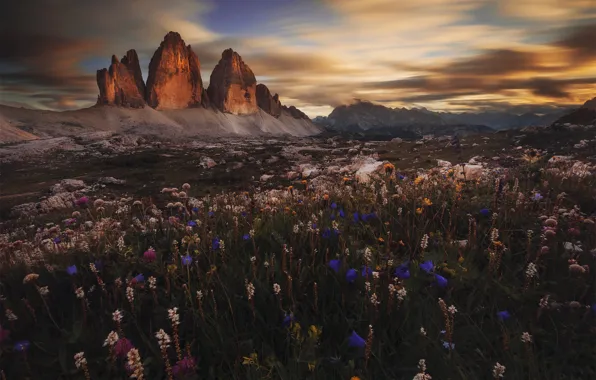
[526, 262, 538, 278]
[126, 286, 134, 303]
[246, 281, 255, 300]
[263, 261, 270, 268]
[370, 293, 380, 305]
[196, 290, 203, 301]
[420, 327, 427, 336]
[273, 283, 281, 295]
[364, 247, 372, 263]
[112, 309, 123, 323]
[75, 287, 85, 299]
[148, 276, 157, 290]
[37, 286, 50, 296]
[155, 329, 171, 350]
[420, 234, 429, 250]
[521, 332, 532, 343]
[448, 305, 458, 315]
[397, 288, 407, 302]
[74, 352, 87, 369]
[167, 307, 180, 326]
[103, 331, 119, 347]
[492, 362, 506, 378]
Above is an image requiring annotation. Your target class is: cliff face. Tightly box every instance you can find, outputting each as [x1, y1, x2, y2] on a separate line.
[96, 50, 145, 108]
[94, 31, 313, 124]
[145, 32, 205, 110]
[207, 49, 258, 115]
[256, 84, 282, 117]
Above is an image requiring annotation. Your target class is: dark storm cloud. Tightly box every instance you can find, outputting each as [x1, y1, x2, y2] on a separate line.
[555, 23, 596, 61]
[436, 49, 546, 76]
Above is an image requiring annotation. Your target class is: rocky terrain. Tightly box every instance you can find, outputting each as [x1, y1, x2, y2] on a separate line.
[2, 120, 594, 223]
[552, 97, 596, 127]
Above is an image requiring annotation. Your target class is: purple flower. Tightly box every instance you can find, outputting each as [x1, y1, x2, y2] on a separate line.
[322, 228, 331, 239]
[14, 340, 30, 352]
[480, 208, 490, 216]
[497, 310, 511, 321]
[134, 274, 144, 283]
[282, 313, 295, 327]
[442, 341, 455, 350]
[144, 248, 156, 262]
[172, 355, 196, 377]
[592, 304, 596, 313]
[348, 331, 366, 348]
[533, 193, 543, 201]
[339, 209, 345, 218]
[241, 212, 247, 217]
[187, 220, 197, 227]
[53, 237, 61, 244]
[114, 338, 134, 358]
[0, 325, 10, 344]
[435, 274, 448, 288]
[75, 196, 89, 206]
[331, 202, 337, 209]
[212, 238, 220, 250]
[66, 265, 77, 275]
[208, 211, 215, 217]
[353, 212, 359, 223]
[330, 213, 336, 220]
[346, 269, 358, 283]
[243, 234, 250, 240]
[398, 174, 405, 180]
[181, 255, 193, 266]
[328, 259, 341, 273]
[420, 260, 434, 273]
[361, 266, 373, 277]
[192, 207, 199, 213]
[394, 263, 410, 279]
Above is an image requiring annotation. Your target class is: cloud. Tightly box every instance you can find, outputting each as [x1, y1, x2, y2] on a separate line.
[555, 23, 596, 62]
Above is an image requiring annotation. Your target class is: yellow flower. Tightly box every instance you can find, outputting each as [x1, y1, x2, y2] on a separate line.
[308, 361, 316, 371]
[416, 207, 423, 215]
[378, 237, 385, 243]
[242, 352, 258, 366]
[167, 264, 178, 274]
[422, 198, 432, 206]
[458, 256, 465, 264]
[351, 377, 361, 380]
[414, 176, 424, 185]
[455, 183, 463, 193]
[308, 325, 322, 341]
[23, 273, 39, 284]
[301, 180, 308, 185]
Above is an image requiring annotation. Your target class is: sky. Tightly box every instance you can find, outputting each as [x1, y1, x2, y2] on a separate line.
[1, 0, 595, 117]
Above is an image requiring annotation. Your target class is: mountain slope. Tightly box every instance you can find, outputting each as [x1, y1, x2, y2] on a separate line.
[0, 104, 321, 141]
[552, 97, 596, 126]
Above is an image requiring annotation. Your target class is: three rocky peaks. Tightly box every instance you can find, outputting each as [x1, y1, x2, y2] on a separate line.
[96, 32, 308, 120]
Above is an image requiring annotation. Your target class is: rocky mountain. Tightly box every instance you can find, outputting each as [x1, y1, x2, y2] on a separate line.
[552, 97, 596, 127]
[317, 101, 573, 135]
[145, 32, 205, 109]
[96, 50, 146, 108]
[0, 31, 320, 143]
[207, 49, 258, 115]
[326, 100, 444, 131]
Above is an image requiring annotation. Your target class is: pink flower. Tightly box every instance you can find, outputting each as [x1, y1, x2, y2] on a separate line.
[143, 248, 156, 262]
[75, 196, 89, 206]
[0, 325, 10, 344]
[172, 355, 196, 378]
[114, 338, 134, 358]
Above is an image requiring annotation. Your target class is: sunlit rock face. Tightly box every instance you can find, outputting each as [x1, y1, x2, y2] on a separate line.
[145, 32, 205, 110]
[207, 49, 258, 115]
[96, 50, 146, 108]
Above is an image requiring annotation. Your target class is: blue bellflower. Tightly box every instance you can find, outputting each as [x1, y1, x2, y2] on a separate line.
[497, 310, 511, 321]
[346, 269, 358, 283]
[328, 259, 341, 273]
[348, 331, 366, 348]
[394, 263, 411, 279]
[181, 255, 193, 266]
[66, 265, 77, 276]
[435, 274, 448, 287]
[420, 260, 434, 273]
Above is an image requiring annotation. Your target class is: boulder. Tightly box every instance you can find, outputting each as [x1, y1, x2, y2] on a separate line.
[145, 32, 205, 109]
[96, 50, 146, 108]
[207, 49, 258, 115]
[454, 164, 484, 181]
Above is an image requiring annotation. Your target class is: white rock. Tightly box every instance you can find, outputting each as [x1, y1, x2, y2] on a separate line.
[355, 159, 384, 183]
[563, 242, 583, 253]
[455, 164, 484, 181]
[437, 159, 452, 168]
[200, 157, 217, 169]
[50, 179, 86, 194]
[391, 137, 403, 143]
[260, 174, 274, 182]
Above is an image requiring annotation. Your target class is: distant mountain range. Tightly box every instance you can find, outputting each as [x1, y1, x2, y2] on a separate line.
[313, 100, 581, 134]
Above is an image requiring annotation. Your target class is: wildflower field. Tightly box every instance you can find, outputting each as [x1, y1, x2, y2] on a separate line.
[1, 158, 595, 380]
